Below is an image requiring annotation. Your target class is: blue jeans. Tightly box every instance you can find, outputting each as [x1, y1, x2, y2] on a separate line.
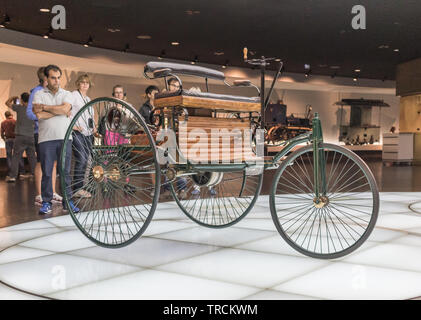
[5, 138, 24, 175]
[72, 131, 93, 192]
[39, 140, 72, 203]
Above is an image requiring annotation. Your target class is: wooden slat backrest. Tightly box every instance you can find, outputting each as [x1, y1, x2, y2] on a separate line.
[178, 116, 257, 163]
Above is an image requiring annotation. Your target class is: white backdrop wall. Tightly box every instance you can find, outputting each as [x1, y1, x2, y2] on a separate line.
[0, 60, 399, 148]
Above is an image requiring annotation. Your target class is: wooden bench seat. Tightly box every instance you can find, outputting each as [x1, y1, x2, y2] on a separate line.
[154, 91, 261, 113]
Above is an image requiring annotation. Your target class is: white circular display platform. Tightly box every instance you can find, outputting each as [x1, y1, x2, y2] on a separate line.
[1, 194, 421, 300]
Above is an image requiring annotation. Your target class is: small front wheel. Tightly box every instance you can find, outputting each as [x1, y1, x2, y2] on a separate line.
[270, 143, 379, 259]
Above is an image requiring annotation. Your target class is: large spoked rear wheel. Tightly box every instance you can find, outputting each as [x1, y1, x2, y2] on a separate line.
[270, 143, 379, 259]
[170, 169, 263, 228]
[60, 97, 161, 248]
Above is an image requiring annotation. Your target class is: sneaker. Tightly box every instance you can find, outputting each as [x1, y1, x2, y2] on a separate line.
[5, 176, 16, 183]
[178, 189, 187, 200]
[210, 188, 217, 196]
[52, 193, 63, 203]
[73, 189, 92, 198]
[63, 200, 80, 213]
[39, 201, 52, 215]
[35, 195, 42, 206]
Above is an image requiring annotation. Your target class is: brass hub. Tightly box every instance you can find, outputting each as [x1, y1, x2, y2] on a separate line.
[92, 165, 121, 182]
[313, 196, 329, 208]
[92, 166, 104, 182]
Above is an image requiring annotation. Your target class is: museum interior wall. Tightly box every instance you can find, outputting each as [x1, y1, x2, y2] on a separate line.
[0, 29, 400, 149]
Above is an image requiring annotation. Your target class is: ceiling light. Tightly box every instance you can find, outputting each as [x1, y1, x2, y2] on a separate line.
[318, 64, 327, 68]
[275, 58, 281, 62]
[84, 36, 93, 48]
[378, 44, 389, 49]
[330, 66, 340, 69]
[304, 64, 311, 78]
[0, 15, 11, 28]
[158, 49, 166, 60]
[394, 49, 399, 52]
[39, 8, 50, 12]
[353, 78, 358, 82]
[185, 10, 200, 15]
[191, 55, 199, 64]
[43, 27, 53, 39]
[137, 35, 151, 40]
[214, 51, 224, 56]
[107, 28, 120, 33]
[171, 42, 180, 46]
[355, 69, 361, 72]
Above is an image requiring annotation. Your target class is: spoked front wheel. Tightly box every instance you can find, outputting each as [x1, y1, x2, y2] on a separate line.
[60, 97, 161, 248]
[270, 143, 379, 259]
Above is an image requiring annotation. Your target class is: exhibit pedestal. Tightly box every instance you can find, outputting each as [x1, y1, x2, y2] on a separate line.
[382, 133, 414, 164]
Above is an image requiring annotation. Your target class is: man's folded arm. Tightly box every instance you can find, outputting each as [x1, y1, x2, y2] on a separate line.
[43, 103, 71, 115]
[35, 111, 55, 120]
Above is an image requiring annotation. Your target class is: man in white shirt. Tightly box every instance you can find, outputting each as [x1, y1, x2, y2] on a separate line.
[32, 64, 80, 215]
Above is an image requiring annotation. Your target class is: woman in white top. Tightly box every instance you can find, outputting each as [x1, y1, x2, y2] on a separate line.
[71, 74, 93, 198]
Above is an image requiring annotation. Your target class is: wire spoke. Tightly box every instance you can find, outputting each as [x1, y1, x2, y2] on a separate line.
[271, 144, 378, 257]
[61, 98, 159, 247]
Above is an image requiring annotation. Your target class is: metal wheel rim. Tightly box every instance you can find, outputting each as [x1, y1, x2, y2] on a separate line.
[60, 97, 161, 248]
[270, 143, 379, 259]
[170, 170, 263, 228]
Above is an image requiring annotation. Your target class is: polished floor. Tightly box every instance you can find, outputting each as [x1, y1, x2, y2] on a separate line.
[1, 193, 421, 300]
[2, 155, 421, 228]
[1, 156, 421, 300]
